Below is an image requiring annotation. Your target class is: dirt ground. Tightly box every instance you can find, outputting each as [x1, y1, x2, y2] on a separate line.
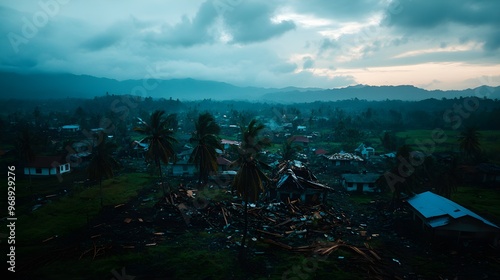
[14, 168, 500, 279]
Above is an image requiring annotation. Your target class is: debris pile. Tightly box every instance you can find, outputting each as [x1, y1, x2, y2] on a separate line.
[326, 152, 364, 162]
[150, 187, 382, 250]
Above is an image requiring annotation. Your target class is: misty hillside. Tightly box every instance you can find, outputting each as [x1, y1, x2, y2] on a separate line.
[1, 71, 499, 102]
[261, 85, 500, 102]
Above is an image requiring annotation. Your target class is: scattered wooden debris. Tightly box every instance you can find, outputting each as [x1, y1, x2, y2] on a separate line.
[42, 235, 56, 243]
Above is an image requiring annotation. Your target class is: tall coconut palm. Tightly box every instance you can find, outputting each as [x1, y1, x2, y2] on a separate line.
[281, 137, 302, 162]
[458, 126, 481, 163]
[189, 113, 223, 188]
[134, 110, 177, 196]
[88, 133, 119, 207]
[434, 156, 459, 198]
[232, 119, 271, 262]
[388, 145, 418, 209]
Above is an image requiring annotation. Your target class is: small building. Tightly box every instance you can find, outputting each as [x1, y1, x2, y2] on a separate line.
[341, 173, 381, 193]
[217, 156, 232, 172]
[290, 135, 310, 147]
[274, 170, 330, 204]
[131, 138, 149, 158]
[221, 139, 240, 150]
[326, 152, 364, 166]
[381, 152, 396, 159]
[476, 163, 500, 187]
[314, 149, 328, 156]
[73, 140, 92, 153]
[297, 125, 307, 132]
[407, 191, 500, 246]
[355, 144, 375, 159]
[60, 124, 80, 132]
[170, 159, 196, 177]
[459, 163, 500, 187]
[24, 156, 71, 176]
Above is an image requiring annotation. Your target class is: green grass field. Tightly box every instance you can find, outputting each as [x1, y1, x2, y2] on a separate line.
[452, 186, 500, 223]
[16, 173, 152, 243]
[396, 129, 500, 163]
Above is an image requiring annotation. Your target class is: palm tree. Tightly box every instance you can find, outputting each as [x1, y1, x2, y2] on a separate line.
[189, 113, 223, 188]
[134, 110, 177, 196]
[232, 119, 270, 262]
[17, 129, 37, 198]
[388, 145, 418, 209]
[458, 126, 481, 163]
[88, 133, 119, 207]
[281, 137, 302, 162]
[434, 157, 459, 198]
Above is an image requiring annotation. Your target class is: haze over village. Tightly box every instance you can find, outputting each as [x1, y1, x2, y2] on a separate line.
[1, 1, 500, 279]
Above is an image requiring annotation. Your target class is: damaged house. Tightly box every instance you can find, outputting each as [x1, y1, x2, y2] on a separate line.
[407, 191, 500, 246]
[270, 161, 331, 205]
[326, 152, 364, 167]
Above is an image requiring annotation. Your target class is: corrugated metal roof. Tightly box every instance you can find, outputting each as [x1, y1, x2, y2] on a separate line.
[428, 216, 451, 228]
[407, 191, 499, 229]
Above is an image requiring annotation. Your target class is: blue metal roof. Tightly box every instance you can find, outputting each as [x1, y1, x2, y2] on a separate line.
[407, 191, 499, 229]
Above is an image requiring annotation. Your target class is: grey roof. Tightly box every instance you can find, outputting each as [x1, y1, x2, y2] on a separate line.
[277, 170, 329, 191]
[342, 173, 380, 183]
[327, 152, 364, 161]
[407, 191, 499, 229]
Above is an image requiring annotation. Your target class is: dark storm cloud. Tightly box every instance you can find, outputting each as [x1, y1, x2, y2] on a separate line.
[319, 38, 340, 53]
[0, 4, 82, 72]
[292, 0, 383, 20]
[1, 1, 498, 89]
[146, 0, 218, 47]
[302, 56, 314, 69]
[386, 0, 500, 50]
[82, 25, 127, 50]
[271, 62, 297, 73]
[223, 1, 296, 44]
[144, 0, 295, 46]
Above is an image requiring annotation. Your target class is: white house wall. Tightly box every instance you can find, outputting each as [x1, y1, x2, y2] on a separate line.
[24, 163, 71, 176]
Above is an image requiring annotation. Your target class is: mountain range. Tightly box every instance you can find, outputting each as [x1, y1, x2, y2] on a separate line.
[1, 71, 499, 102]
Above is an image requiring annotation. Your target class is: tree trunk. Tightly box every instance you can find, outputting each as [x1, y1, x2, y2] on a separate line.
[239, 188, 249, 264]
[158, 162, 166, 197]
[198, 151, 204, 190]
[99, 177, 103, 207]
[28, 168, 33, 201]
[198, 160, 203, 189]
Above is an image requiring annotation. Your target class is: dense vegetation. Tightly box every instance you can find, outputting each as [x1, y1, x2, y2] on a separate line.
[1, 94, 499, 279]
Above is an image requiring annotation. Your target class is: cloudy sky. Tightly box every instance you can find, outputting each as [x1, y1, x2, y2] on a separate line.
[1, 0, 499, 90]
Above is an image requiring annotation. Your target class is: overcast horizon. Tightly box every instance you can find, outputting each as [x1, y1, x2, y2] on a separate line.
[2, 0, 500, 91]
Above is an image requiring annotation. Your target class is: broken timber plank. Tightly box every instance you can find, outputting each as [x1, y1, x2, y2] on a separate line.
[255, 229, 284, 238]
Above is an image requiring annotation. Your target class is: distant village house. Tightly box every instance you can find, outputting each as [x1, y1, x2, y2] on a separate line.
[341, 173, 381, 193]
[355, 143, 375, 159]
[60, 124, 80, 132]
[24, 156, 70, 176]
